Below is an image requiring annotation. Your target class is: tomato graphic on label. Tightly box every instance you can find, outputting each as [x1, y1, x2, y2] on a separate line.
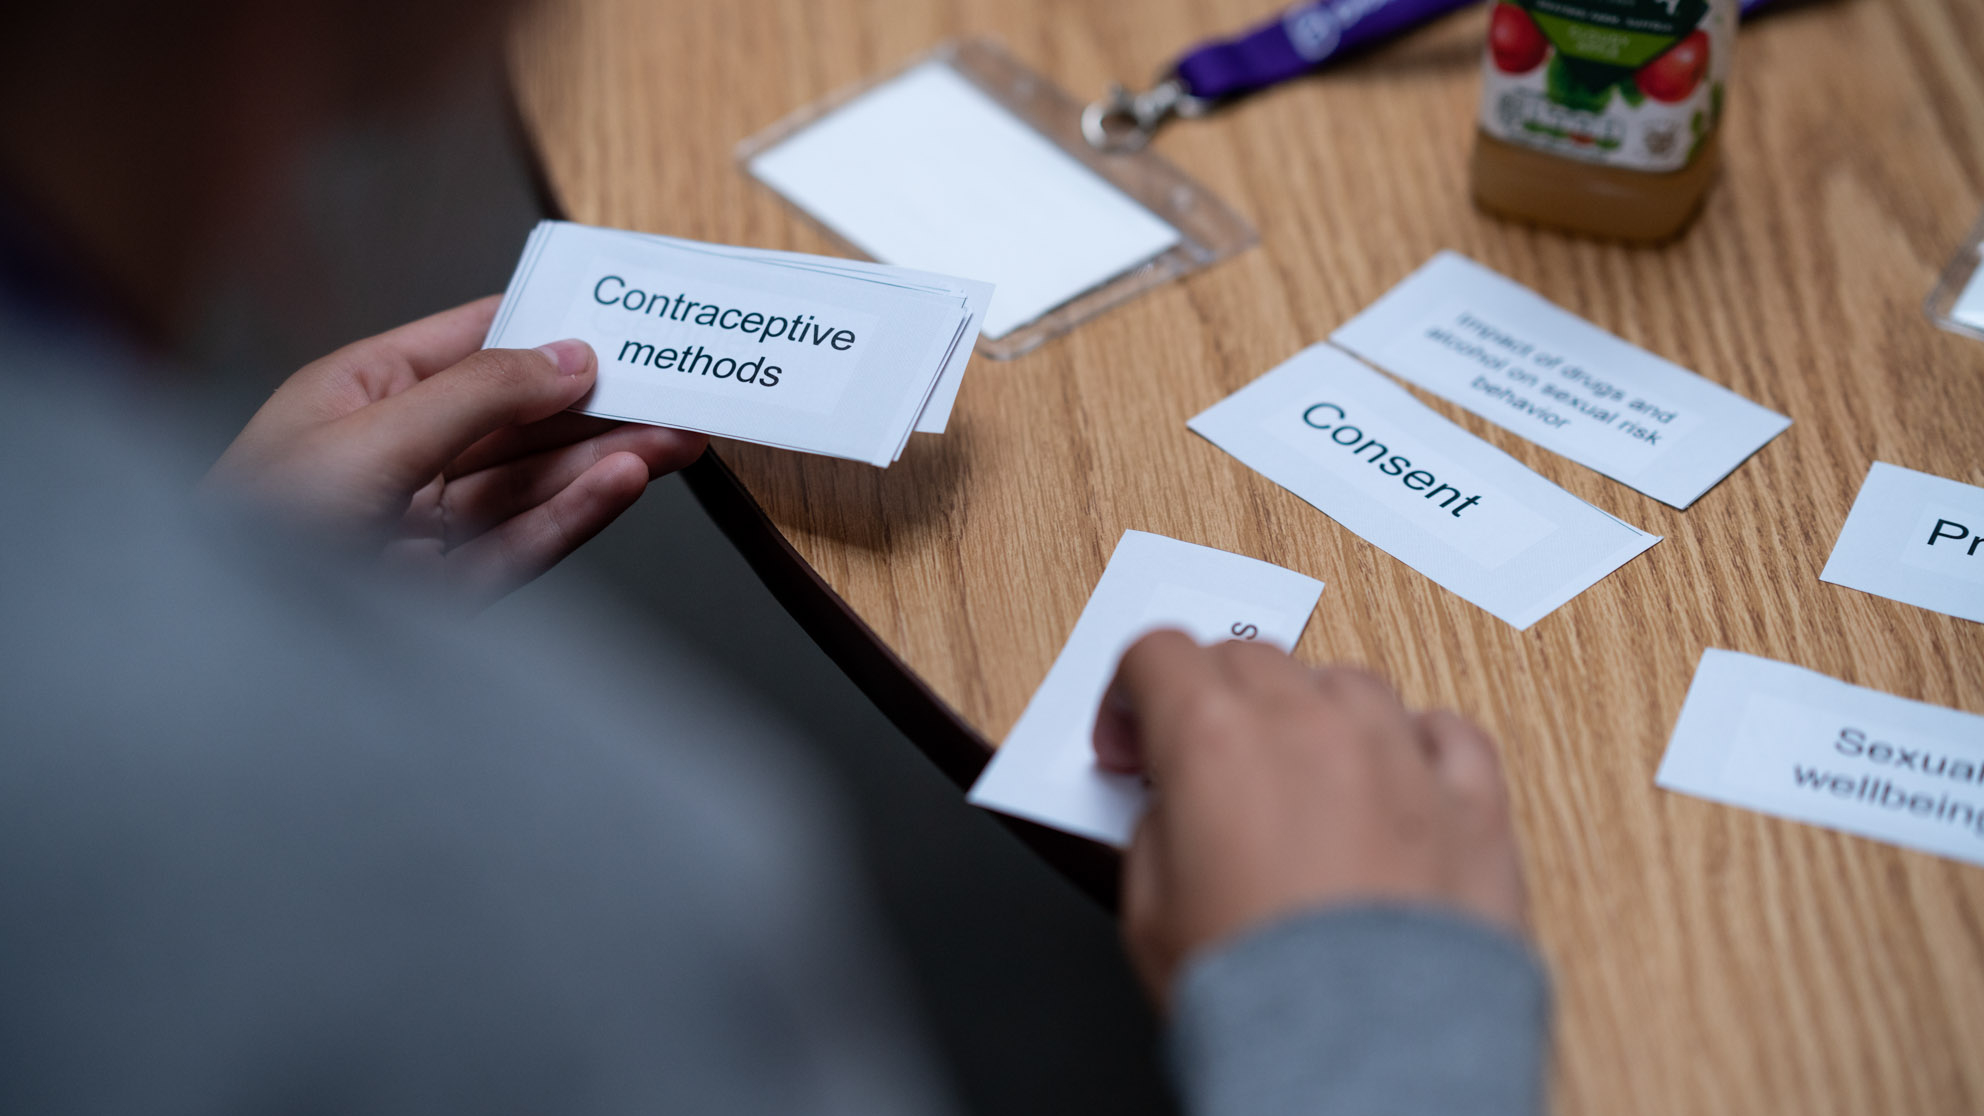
[1488, 3, 1549, 74]
[1635, 30, 1710, 103]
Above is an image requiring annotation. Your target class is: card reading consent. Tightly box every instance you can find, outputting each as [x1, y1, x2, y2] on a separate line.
[747, 60, 1181, 340]
[967, 531, 1324, 847]
[485, 221, 993, 466]
[1189, 346, 1660, 630]
[1658, 650, 1984, 869]
[1822, 463, 1984, 624]
[1332, 253, 1790, 509]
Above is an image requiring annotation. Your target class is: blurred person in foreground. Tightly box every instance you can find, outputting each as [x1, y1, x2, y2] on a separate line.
[0, 3, 1549, 1114]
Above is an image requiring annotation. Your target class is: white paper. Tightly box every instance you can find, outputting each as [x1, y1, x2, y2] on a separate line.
[1954, 261, 1984, 331]
[1189, 345, 1659, 630]
[1820, 462, 1984, 623]
[622, 230, 992, 434]
[748, 60, 1181, 340]
[1657, 649, 1984, 868]
[484, 221, 989, 466]
[966, 531, 1324, 847]
[1331, 252, 1790, 509]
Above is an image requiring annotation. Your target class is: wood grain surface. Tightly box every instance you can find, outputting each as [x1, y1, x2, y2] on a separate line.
[510, 0, 1984, 1111]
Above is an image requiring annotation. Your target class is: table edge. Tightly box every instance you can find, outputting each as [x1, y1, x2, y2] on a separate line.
[681, 451, 1123, 906]
[500, 65, 1123, 904]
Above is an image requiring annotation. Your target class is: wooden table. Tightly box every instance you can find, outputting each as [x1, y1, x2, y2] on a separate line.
[510, 0, 1984, 1110]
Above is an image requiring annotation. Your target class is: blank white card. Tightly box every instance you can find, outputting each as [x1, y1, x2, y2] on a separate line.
[748, 60, 1181, 340]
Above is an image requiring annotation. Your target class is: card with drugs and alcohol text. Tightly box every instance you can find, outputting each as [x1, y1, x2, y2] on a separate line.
[1332, 252, 1790, 509]
[485, 221, 993, 467]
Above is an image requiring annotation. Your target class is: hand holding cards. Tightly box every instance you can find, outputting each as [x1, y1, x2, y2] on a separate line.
[486, 221, 993, 466]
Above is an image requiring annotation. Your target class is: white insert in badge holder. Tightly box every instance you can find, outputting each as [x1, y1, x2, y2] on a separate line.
[739, 38, 1255, 359]
[1927, 207, 1984, 342]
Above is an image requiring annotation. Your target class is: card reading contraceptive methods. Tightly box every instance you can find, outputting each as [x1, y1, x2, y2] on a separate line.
[967, 531, 1325, 847]
[1189, 346, 1660, 631]
[1332, 252, 1791, 509]
[745, 56, 1182, 343]
[1657, 649, 1984, 869]
[1821, 462, 1984, 624]
[485, 221, 993, 467]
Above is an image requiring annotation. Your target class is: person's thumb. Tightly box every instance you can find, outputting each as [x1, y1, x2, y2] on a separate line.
[334, 339, 596, 494]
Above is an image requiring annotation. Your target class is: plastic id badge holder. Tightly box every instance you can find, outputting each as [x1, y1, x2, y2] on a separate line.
[1927, 207, 1984, 343]
[738, 39, 1254, 359]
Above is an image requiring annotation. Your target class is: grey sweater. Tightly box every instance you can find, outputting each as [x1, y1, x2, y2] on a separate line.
[0, 311, 1549, 1115]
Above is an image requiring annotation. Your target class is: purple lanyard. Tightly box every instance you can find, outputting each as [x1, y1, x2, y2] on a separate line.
[1082, 0, 1777, 151]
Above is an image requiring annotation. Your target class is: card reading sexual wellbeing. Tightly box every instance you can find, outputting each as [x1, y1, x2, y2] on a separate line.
[1658, 649, 1984, 869]
[1190, 346, 1660, 630]
[485, 221, 993, 467]
[967, 531, 1325, 847]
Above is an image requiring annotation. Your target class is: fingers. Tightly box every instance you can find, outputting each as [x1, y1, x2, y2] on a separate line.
[1096, 630, 1224, 784]
[1420, 709, 1527, 933]
[212, 298, 516, 488]
[1420, 709, 1506, 810]
[1120, 806, 1177, 1004]
[1101, 632, 1532, 1006]
[352, 295, 506, 379]
[1209, 637, 1319, 706]
[443, 450, 651, 603]
[332, 340, 598, 498]
[1093, 686, 1144, 774]
[440, 422, 707, 542]
[446, 412, 625, 478]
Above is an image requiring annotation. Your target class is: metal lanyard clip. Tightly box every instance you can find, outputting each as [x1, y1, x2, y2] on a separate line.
[1080, 77, 1213, 153]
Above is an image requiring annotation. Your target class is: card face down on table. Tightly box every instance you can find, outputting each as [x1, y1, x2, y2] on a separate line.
[486, 220, 993, 467]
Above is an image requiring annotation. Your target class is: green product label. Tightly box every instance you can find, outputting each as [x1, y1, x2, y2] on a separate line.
[1525, 0, 1706, 101]
[1530, 13, 1682, 66]
[1478, 0, 1733, 172]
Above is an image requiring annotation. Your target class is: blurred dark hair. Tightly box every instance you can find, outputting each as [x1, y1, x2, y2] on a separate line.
[0, 0, 517, 111]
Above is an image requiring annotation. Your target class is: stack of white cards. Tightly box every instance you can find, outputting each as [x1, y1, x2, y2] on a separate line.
[485, 220, 993, 467]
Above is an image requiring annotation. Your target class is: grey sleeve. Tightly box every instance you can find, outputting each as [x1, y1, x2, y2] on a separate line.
[0, 365, 962, 1116]
[1168, 906, 1551, 1116]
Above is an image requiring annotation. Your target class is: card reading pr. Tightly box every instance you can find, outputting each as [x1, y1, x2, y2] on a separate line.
[1821, 462, 1984, 624]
